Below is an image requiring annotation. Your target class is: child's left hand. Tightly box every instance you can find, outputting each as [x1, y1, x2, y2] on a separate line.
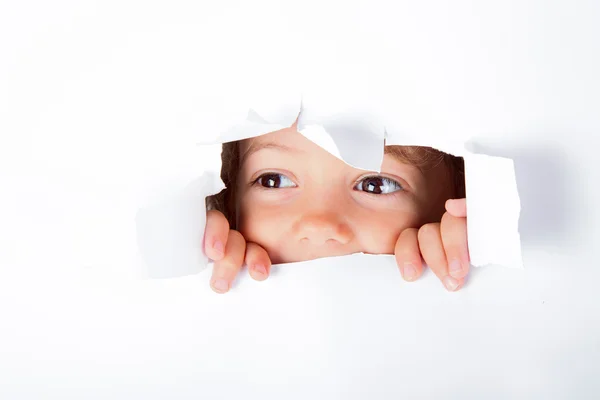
[394, 198, 469, 292]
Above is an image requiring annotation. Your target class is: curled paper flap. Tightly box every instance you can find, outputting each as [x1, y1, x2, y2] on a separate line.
[135, 171, 224, 279]
[298, 111, 385, 172]
[463, 153, 522, 268]
[135, 98, 523, 278]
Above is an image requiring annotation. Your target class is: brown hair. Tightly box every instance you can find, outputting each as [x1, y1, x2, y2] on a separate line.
[206, 140, 465, 229]
[206, 140, 242, 229]
[384, 144, 465, 199]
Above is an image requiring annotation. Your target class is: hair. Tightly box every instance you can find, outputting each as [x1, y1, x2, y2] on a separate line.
[206, 140, 465, 229]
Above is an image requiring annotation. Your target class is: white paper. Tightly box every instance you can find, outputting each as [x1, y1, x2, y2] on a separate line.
[3, 1, 600, 399]
[135, 98, 523, 277]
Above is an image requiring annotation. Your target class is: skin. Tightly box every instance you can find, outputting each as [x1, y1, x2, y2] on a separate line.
[203, 127, 470, 294]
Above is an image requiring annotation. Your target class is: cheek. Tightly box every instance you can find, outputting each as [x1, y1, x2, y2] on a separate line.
[238, 198, 289, 248]
[354, 209, 421, 254]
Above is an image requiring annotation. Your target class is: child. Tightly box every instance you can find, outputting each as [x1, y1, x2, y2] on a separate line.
[204, 124, 469, 294]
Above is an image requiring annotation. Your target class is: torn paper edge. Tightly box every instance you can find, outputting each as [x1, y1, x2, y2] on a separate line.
[135, 100, 523, 278]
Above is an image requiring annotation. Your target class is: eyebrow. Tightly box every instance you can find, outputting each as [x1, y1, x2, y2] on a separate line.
[240, 141, 303, 166]
[383, 145, 431, 173]
[383, 146, 411, 165]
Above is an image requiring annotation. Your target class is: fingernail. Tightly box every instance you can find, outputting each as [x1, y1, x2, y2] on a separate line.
[443, 276, 460, 292]
[213, 240, 224, 255]
[449, 259, 462, 274]
[211, 278, 229, 293]
[254, 264, 267, 276]
[403, 263, 417, 281]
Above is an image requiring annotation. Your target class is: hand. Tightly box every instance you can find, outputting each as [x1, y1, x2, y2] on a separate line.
[394, 198, 469, 292]
[203, 210, 272, 294]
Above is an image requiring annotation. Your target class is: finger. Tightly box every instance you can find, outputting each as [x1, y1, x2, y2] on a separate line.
[445, 198, 467, 218]
[441, 212, 470, 280]
[394, 228, 424, 282]
[418, 223, 464, 292]
[210, 230, 246, 294]
[204, 210, 230, 261]
[245, 242, 272, 281]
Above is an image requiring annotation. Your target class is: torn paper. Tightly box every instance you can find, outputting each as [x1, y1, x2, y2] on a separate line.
[135, 171, 224, 278]
[135, 96, 523, 278]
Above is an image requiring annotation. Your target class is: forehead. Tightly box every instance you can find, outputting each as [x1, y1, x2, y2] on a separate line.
[238, 128, 325, 166]
[240, 128, 312, 152]
[239, 129, 446, 171]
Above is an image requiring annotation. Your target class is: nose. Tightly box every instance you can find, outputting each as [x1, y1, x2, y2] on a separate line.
[294, 213, 354, 246]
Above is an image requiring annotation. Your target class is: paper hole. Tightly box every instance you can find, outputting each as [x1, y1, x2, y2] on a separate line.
[205, 130, 465, 267]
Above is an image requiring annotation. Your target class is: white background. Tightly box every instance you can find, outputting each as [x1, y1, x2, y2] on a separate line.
[1, 1, 599, 399]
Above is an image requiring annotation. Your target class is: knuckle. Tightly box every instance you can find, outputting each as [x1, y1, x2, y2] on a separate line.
[215, 258, 240, 272]
[228, 229, 245, 244]
[245, 243, 260, 261]
[418, 223, 439, 241]
[206, 209, 221, 221]
[248, 244, 270, 266]
[441, 211, 453, 226]
[221, 248, 244, 266]
[396, 229, 418, 256]
[207, 210, 230, 231]
[246, 242, 264, 257]
[227, 230, 246, 263]
[441, 217, 465, 242]
[399, 227, 418, 241]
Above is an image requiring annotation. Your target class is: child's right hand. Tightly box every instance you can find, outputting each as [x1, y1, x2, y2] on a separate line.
[203, 210, 272, 294]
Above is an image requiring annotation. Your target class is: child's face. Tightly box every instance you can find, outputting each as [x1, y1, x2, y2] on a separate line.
[236, 128, 455, 264]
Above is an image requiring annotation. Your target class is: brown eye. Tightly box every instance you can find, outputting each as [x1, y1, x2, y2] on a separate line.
[256, 173, 296, 189]
[355, 176, 403, 194]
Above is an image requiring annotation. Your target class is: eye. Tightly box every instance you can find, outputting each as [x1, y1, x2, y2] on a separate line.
[255, 173, 297, 189]
[354, 176, 403, 194]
